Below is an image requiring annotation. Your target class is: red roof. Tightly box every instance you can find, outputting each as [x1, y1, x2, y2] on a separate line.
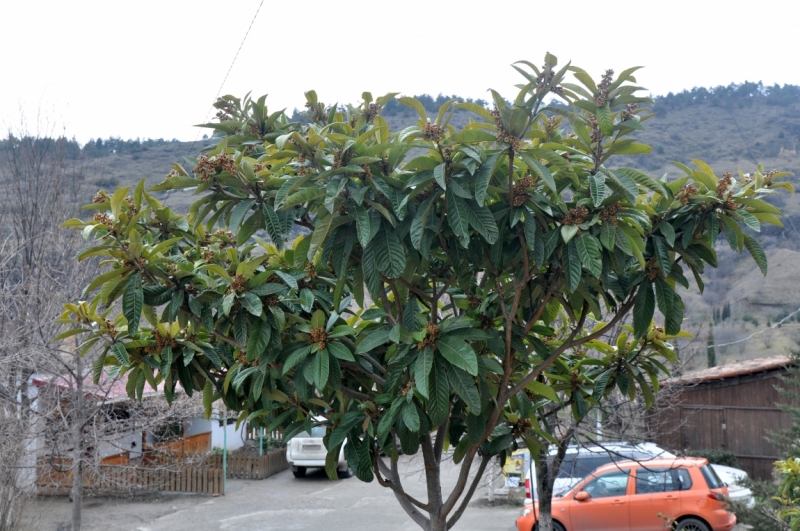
[664, 355, 792, 385]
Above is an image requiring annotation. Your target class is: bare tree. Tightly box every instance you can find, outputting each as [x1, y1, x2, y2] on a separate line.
[1, 121, 89, 530]
[1, 123, 212, 531]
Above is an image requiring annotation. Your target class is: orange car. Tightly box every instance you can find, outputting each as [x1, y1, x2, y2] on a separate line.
[516, 457, 736, 531]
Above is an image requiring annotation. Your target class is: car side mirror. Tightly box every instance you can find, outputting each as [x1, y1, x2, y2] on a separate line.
[575, 491, 590, 501]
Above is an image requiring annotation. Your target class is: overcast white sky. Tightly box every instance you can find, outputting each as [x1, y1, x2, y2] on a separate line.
[1, 0, 796, 143]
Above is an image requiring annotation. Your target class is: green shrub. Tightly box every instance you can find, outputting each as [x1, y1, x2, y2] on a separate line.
[95, 176, 119, 188]
[687, 449, 739, 467]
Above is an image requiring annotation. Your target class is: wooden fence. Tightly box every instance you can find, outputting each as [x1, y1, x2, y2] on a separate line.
[36, 449, 287, 496]
[37, 458, 222, 496]
[142, 432, 212, 466]
[205, 448, 288, 480]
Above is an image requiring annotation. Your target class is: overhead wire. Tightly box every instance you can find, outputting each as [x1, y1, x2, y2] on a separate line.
[185, 0, 265, 157]
[707, 306, 800, 349]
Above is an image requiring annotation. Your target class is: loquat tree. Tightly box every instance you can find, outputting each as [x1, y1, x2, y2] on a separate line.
[59, 54, 789, 531]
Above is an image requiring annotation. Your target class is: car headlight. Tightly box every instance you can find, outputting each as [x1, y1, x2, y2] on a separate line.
[520, 508, 531, 517]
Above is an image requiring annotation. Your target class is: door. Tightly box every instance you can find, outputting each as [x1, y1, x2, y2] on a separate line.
[568, 469, 632, 530]
[630, 467, 691, 531]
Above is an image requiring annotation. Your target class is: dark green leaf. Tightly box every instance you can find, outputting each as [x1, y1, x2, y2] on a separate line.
[519, 153, 556, 193]
[246, 320, 271, 361]
[229, 199, 255, 231]
[414, 347, 433, 398]
[263, 204, 284, 250]
[428, 360, 450, 426]
[596, 103, 613, 136]
[434, 163, 447, 190]
[464, 200, 499, 244]
[475, 153, 500, 206]
[372, 226, 406, 277]
[588, 173, 606, 207]
[122, 273, 142, 335]
[111, 343, 129, 366]
[653, 236, 671, 277]
[633, 281, 655, 338]
[446, 190, 470, 248]
[402, 402, 420, 432]
[743, 233, 768, 275]
[436, 336, 478, 375]
[312, 350, 329, 389]
[564, 240, 582, 292]
[329, 411, 366, 450]
[447, 365, 481, 414]
[600, 221, 616, 252]
[576, 233, 602, 278]
[356, 326, 392, 354]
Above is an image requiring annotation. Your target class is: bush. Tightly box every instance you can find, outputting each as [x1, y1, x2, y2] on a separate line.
[687, 449, 739, 467]
[95, 176, 119, 188]
[743, 314, 760, 327]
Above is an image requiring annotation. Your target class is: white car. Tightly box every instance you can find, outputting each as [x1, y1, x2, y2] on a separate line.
[712, 463, 755, 508]
[286, 424, 351, 478]
[544, 443, 675, 498]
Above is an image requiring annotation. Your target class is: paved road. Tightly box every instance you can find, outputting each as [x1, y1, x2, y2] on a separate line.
[32, 455, 519, 531]
[139, 455, 518, 531]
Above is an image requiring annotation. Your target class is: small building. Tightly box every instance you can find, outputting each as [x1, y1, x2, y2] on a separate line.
[29, 372, 247, 472]
[650, 355, 793, 480]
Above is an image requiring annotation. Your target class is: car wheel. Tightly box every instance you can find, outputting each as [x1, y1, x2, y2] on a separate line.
[674, 518, 711, 531]
[533, 521, 565, 531]
[292, 467, 307, 478]
[338, 465, 352, 479]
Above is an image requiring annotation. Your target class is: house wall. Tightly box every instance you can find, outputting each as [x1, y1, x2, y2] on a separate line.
[651, 369, 793, 480]
[212, 420, 247, 451]
[183, 417, 246, 451]
[98, 431, 142, 460]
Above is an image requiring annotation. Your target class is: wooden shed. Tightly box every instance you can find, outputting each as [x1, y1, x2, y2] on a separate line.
[650, 355, 793, 480]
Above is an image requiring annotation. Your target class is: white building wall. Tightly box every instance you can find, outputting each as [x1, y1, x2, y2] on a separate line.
[211, 420, 247, 451]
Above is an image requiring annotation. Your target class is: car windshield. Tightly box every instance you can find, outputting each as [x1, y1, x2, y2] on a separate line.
[552, 451, 653, 480]
[297, 425, 327, 438]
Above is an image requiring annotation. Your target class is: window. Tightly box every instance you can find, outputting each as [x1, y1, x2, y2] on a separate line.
[582, 469, 631, 498]
[636, 468, 693, 494]
[555, 450, 653, 480]
[675, 469, 693, 491]
[700, 465, 724, 489]
[309, 425, 326, 437]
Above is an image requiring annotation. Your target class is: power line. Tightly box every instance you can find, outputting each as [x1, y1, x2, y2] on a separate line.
[186, 0, 265, 156]
[708, 306, 800, 349]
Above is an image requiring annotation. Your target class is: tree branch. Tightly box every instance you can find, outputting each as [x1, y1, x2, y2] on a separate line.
[506, 295, 635, 400]
[446, 453, 491, 530]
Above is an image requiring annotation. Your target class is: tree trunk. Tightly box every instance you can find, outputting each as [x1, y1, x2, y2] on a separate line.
[535, 432, 573, 531]
[71, 353, 84, 531]
[535, 448, 555, 531]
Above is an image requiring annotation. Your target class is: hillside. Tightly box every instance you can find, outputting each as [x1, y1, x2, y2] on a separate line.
[4, 83, 800, 369]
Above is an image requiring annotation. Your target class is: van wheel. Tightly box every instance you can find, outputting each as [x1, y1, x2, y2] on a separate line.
[674, 518, 710, 531]
[338, 465, 352, 479]
[292, 467, 307, 478]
